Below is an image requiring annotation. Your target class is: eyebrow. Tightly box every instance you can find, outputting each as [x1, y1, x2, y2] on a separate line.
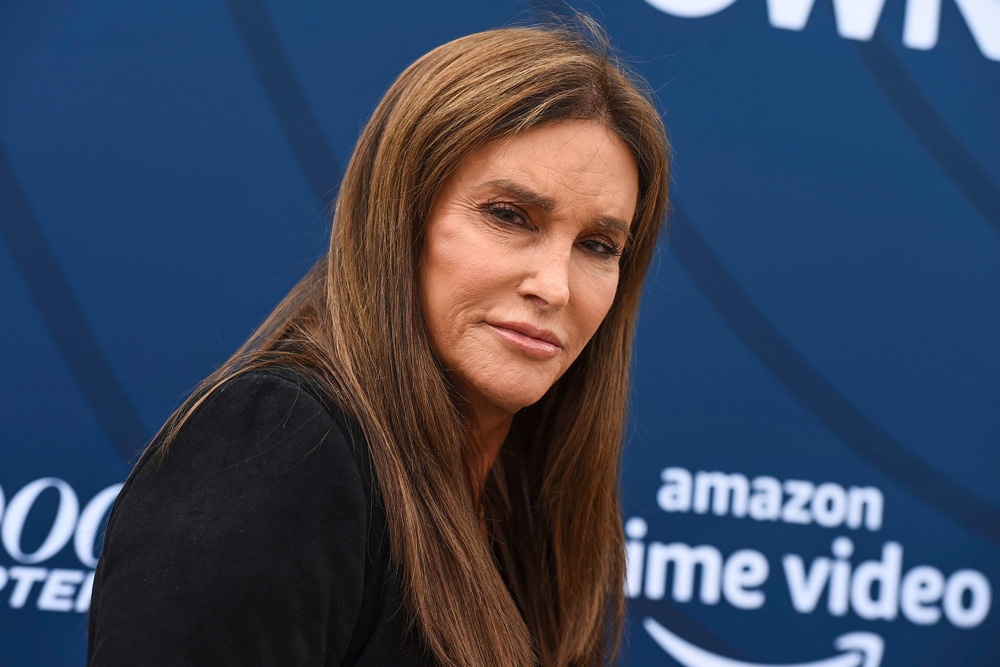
[474, 178, 633, 240]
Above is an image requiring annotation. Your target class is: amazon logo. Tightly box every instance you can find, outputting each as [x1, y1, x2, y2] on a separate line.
[644, 617, 884, 667]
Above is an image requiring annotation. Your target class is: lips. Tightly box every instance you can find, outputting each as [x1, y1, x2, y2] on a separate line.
[487, 321, 564, 359]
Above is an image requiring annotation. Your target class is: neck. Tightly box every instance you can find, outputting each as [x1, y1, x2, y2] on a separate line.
[466, 398, 514, 506]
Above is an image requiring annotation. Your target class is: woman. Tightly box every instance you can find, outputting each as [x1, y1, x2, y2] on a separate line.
[88, 19, 669, 667]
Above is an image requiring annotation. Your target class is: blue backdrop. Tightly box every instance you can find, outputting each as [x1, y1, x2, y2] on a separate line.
[1, 1, 997, 664]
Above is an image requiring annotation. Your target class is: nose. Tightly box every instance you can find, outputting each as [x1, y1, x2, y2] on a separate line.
[516, 243, 571, 309]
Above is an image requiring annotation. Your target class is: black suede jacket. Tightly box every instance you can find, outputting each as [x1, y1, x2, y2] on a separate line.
[87, 367, 435, 666]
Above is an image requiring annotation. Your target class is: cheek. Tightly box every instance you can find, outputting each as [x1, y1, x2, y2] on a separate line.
[421, 250, 463, 346]
[571, 266, 620, 345]
[420, 226, 507, 344]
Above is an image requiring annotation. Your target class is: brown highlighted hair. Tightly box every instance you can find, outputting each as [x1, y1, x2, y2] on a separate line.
[151, 18, 669, 667]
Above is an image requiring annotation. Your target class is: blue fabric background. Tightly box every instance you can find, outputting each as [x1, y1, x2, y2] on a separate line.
[1, 1, 996, 664]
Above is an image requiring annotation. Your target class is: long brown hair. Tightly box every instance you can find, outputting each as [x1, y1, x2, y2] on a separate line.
[150, 18, 669, 667]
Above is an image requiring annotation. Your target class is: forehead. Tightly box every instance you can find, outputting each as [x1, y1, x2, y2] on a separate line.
[446, 120, 640, 224]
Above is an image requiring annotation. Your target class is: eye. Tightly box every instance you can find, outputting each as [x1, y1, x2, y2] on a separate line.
[581, 236, 624, 258]
[484, 201, 529, 227]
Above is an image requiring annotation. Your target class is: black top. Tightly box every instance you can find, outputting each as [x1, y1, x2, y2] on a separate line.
[87, 367, 436, 666]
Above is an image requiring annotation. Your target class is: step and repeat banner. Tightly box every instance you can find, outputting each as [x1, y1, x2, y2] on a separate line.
[1, 1, 997, 664]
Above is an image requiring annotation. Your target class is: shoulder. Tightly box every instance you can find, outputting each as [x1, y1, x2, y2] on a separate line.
[125, 366, 369, 531]
[89, 367, 372, 663]
[154, 366, 360, 475]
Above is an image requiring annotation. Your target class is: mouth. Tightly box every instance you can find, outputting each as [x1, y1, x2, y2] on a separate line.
[486, 321, 563, 359]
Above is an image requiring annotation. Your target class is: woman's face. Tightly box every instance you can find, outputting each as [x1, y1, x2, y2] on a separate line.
[419, 119, 639, 417]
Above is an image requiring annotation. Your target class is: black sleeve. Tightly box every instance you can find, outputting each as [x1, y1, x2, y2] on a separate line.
[87, 371, 368, 666]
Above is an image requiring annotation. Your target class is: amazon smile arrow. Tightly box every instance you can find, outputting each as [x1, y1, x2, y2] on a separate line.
[642, 617, 884, 667]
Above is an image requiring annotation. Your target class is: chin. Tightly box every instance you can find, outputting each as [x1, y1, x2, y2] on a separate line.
[495, 388, 549, 413]
[475, 371, 559, 414]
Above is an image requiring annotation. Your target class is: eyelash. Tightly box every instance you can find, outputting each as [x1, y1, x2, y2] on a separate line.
[483, 201, 624, 258]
